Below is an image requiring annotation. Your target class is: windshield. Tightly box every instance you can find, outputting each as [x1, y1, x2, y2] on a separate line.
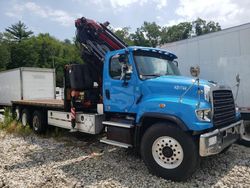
[133, 50, 181, 79]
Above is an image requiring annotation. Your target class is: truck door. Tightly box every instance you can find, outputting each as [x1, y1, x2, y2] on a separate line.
[103, 51, 135, 113]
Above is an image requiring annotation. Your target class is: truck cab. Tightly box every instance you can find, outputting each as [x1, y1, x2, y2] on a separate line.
[103, 46, 240, 130]
[100, 46, 242, 180]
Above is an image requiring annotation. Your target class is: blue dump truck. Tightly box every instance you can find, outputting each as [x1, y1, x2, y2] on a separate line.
[8, 17, 245, 181]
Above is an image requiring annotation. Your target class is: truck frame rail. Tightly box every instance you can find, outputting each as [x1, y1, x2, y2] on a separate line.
[12, 99, 64, 110]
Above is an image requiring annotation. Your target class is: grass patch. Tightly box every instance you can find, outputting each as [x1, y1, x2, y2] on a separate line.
[0, 108, 66, 138]
[0, 108, 32, 136]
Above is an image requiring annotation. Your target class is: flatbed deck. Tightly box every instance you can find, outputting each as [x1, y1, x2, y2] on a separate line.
[12, 99, 64, 109]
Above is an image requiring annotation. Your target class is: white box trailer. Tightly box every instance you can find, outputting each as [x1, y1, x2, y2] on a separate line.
[0, 67, 56, 106]
[161, 23, 250, 111]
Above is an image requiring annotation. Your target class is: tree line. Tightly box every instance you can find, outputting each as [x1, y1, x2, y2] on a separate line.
[0, 18, 221, 86]
[114, 18, 221, 47]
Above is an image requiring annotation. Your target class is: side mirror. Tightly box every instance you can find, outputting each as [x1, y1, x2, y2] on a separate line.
[173, 60, 178, 67]
[190, 66, 200, 77]
[236, 73, 240, 83]
[120, 64, 133, 85]
[234, 73, 240, 101]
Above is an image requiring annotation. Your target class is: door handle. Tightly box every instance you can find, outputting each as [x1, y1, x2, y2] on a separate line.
[105, 89, 110, 100]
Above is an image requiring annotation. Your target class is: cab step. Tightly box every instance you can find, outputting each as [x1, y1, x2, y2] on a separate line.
[100, 137, 132, 148]
[102, 120, 135, 147]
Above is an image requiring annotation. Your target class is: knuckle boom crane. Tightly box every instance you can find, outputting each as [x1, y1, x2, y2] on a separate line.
[64, 17, 128, 129]
[75, 17, 127, 62]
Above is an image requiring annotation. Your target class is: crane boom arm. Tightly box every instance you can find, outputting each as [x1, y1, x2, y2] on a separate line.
[75, 17, 127, 62]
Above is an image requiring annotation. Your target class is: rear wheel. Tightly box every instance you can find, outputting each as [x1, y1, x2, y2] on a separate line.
[32, 111, 46, 134]
[141, 123, 200, 181]
[15, 107, 21, 121]
[21, 109, 31, 126]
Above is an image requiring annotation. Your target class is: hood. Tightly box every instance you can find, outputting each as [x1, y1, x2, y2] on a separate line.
[140, 75, 212, 100]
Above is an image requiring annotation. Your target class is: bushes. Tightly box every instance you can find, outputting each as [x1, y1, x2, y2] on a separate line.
[0, 108, 32, 136]
[0, 107, 65, 137]
[0, 108, 73, 139]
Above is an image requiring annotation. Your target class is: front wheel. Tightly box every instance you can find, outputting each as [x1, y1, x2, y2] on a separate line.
[141, 123, 200, 181]
[238, 121, 250, 147]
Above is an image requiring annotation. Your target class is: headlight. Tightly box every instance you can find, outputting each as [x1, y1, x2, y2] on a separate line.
[196, 109, 211, 122]
[204, 85, 211, 102]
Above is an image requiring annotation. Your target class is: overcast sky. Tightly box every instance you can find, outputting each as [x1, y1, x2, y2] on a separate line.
[0, 0, 249, 41]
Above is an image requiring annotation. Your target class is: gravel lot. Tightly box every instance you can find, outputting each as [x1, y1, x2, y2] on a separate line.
[0, 130, 250, 188]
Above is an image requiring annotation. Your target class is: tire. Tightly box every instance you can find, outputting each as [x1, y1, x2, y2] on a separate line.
[238, 121, 250, 147]
[15, 107, 21, 121]
[141, 123, 200, 181]
[21, 109, 31, 126]
[238, 140, 250, 147]
[32, 110, 46, 134]
[238, 139, 250, 147]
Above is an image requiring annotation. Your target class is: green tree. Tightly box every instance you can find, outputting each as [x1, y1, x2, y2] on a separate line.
[193, 18, 221, 36]
[5, 21, 33, 42]
[205, 21, 221, 33]
[33, 33, 60, 68]
[32, 33, 83, 86]
[0, 32, 3, 41]
[131, 28, 150, 46]
[114, 27, 134, 45]
[141, 22, 161, 47]
[8, 39, 39, 69]
[130, 22, 162, 47]
[64, 39, 71, 44]
[161, 22, 192, 44]
[0, 43, 10, 70]
[193, 18, 206, 36]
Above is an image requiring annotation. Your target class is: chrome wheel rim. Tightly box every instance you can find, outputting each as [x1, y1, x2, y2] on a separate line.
[21, 113, 27, 126]
[33, 116, 39, 131]
[15, 108, 20, 120]
[241, 121, 250, 141]
[152, 136, 184, 169]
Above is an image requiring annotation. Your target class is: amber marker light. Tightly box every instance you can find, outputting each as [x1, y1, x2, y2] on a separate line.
[159, 104, 166, 108]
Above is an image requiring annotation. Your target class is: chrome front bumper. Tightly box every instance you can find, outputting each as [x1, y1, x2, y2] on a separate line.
[199, 120, 243, 157]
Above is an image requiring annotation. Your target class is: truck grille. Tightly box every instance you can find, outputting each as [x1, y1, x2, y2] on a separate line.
[212, 90, 236, 127]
